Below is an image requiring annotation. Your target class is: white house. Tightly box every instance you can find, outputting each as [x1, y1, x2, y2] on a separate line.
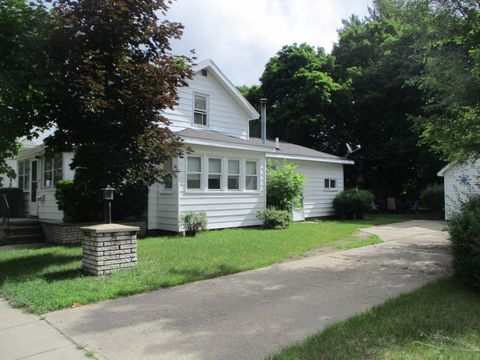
[6, 59, 353, 232]
[438, 160, 480, 219]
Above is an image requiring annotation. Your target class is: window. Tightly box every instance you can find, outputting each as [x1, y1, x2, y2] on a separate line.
[208, 158, 222, 190]
[324, 178, 337, 190]
[245, 161, 258, 190]
[193, 94, 208, 126]
[187, 156, 202, 189]
[161, 158, 173, 190]
[44, 153, 63, 188]
[18, 160, 30, 190]
[228, 160, 240, 190]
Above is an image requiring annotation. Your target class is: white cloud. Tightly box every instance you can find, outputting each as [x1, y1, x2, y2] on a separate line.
[167, 0, 372, 85]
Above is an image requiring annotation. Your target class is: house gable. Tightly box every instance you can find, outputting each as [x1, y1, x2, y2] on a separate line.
[162, 60, 258, 140]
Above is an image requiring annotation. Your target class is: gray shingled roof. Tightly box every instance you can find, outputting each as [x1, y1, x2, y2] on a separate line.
[177, 128, 344, 161]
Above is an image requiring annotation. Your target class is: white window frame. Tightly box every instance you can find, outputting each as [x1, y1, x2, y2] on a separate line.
[17, 159, 30, 190]
[245, 160, 259, 191]
[207, 157, 223, 191]
[186, 156, 202, 190]
[324, 178, 338, 191]
[160, 158, 173, 192]
[227, 158, 241, 191]
[193, 93, 208, 127]
[43, 153, 63, 189]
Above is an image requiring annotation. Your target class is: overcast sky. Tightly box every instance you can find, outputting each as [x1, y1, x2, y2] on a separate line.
[168, 0, 373, 86]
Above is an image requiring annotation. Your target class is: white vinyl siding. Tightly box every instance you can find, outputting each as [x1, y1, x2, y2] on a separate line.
[440, 160, 480, 219]
[162, 71, 251, 139]
[287, 160, 344, 218]
[178, 146, 265, 230]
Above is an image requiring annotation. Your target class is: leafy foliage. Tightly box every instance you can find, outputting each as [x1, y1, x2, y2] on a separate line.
[448, 195, 480, 290]
[420, 183, 444, 212]
[257, 208, 291, 229]
[333, 189, 374, 219]
[0, 1, 54, 177]
[55, 179, 147, 222]
[181, 211, 207, 235]
[266, 161, 305, 212]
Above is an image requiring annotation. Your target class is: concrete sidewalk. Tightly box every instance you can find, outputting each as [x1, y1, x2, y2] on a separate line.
[44, 220, 452, 360]
[0, 300, 86, 360]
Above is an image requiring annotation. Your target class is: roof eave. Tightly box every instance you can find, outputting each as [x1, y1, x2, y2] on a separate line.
[192, 59, 260, 120]
[266, 153, 354, 165]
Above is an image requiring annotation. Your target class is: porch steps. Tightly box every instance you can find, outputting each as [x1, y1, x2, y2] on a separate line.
[1, 218, 45, 244]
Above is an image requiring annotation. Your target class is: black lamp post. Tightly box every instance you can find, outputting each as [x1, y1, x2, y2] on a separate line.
[102, 185, 115, 224]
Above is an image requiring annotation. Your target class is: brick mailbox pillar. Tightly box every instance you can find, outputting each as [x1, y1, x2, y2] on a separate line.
[81, 224, 140, 276]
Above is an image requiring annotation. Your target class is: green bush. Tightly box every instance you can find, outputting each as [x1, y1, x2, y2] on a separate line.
[55, 180, 102, 222]
[181, 211, 207, 235]
[420, 183, 444, 212]
[267, 161, 304, 211]
[257, 208, 291, 229]
[0, 187, 25, 217]
[55, 180, 147, 222]
[448, 195, 480, 290]
[333, 188, 374, 219]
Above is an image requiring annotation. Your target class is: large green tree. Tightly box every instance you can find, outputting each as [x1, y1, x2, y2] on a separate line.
[259, 44, 348, 150]
[0, 0, 54, 180]
[413, 0, 480, 162]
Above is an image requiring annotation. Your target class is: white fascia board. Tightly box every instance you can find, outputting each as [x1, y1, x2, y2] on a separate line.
[17, 144, 45, 160]
[266, 153, 354, 165]
[193, 59, 260, 120]
[183, 137, 271, 153]
[437, 163, 453, 177]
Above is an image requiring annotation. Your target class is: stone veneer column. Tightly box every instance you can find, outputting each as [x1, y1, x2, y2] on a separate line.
[81, 224, 140, 276]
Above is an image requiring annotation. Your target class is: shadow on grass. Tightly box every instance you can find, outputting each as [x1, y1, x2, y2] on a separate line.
[0, 253, 82, 285]
[167, 264, 239, 281]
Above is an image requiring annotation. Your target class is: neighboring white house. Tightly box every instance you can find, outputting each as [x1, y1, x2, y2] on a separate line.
[6, 59, 353, 232]
[438, 160, 480, 219]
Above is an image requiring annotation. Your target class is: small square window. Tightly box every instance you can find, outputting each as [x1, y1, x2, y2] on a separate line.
[324, 178, 337, 190]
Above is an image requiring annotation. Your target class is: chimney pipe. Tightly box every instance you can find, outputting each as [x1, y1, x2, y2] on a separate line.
[260, 98, 267, 144]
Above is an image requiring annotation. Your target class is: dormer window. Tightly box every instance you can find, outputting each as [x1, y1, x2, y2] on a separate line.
[193, 94, 208, 126]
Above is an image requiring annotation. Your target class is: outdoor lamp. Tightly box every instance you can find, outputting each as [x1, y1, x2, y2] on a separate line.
[101, 185, 115, 223]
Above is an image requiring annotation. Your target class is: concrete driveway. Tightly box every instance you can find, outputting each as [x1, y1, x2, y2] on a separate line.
[45, 220, 451, 360]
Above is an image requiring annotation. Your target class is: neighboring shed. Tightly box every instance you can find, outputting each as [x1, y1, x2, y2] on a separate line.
[438, 160, 480, 219]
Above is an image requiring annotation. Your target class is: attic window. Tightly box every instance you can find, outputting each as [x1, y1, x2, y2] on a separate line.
[193, 94, 208, 126]
[201, 69, 208, 77]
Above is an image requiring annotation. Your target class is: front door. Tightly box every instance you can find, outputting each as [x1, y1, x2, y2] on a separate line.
[30, 160, 38, 217]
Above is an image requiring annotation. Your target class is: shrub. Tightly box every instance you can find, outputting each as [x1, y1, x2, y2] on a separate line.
[266, 161, 304, 211]
[333, 188, 374, 219]
[0, 187, 25, 217]
[55, 180, 102, 222]
[181, 211, 207, 235]
[448, 195, 480, 290]
[257, 208, 291, 229]
[420, 183, 444, 212]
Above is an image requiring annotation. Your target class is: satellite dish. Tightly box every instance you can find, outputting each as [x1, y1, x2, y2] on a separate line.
[345, 143, 361, 158]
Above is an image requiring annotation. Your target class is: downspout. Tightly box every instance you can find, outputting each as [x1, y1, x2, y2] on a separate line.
[260, 98, 267, 144]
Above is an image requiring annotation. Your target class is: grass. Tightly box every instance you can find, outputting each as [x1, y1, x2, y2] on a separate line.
[268, 279, 480, 360]
[0, 213, 436, 314]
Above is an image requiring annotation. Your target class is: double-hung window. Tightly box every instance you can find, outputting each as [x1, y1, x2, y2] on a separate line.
[227, 160, 240, 190]
[161, 158, 173, 190]
[44, 153, 63, 188]
[324, 178, 337, 190]
[193, 94, 208, 126]
[187, 156, 202, 190]
[18, 160, 30, 190]
[208, 158, 222, 190]
[245, 161, 258, 191]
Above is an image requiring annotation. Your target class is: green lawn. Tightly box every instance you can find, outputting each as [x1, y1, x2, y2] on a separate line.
[268, 279, 480, 360]
[0, 213, 434, 314]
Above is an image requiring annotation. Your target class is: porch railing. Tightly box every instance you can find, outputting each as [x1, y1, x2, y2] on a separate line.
[1, 194, 10, 236]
